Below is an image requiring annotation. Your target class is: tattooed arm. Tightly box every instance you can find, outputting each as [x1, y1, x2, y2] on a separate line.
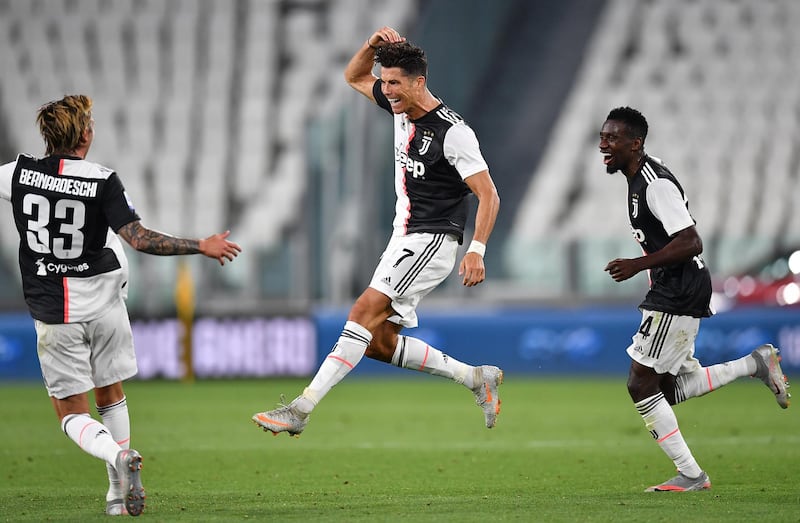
[117, 220, 242, 265]
[118, 221, 198, 255]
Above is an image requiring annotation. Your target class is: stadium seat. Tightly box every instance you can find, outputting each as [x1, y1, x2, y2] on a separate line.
[508, 0, 800, 293]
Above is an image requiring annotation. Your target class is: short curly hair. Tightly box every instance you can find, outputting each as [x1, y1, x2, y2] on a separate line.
[36, 94, 93, 155]
[375, 42, 427, 78]
[606, 106, 648, 142]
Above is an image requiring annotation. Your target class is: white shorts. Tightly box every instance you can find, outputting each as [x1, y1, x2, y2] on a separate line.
[35, 298, 137, 399]
[369, 232, 458, 328]
[626, 309, 702, 376]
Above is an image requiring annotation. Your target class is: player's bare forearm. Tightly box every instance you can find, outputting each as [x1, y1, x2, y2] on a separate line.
[118, 222, 241, 265]
[118, 221, 200, 255]
[344, 43, 378, 97]
[473, 195, 499, 245]
[467, 171, 500, 244]
[460, 171, 499, 286]
[605, 227, 703, 282]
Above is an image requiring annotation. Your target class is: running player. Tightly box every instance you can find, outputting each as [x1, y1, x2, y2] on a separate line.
[253, 26, 503, 436]
[600, 106, 790, 492]
[0, 95, 241, 515]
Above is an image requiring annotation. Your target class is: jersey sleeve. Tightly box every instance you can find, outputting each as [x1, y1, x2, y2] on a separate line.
[0, 160, 17, 200]
[102, 173, 141, 232]
[646, 178, 695, 236]
[442, 123, 489, 180]
[372, 79, 393, 114]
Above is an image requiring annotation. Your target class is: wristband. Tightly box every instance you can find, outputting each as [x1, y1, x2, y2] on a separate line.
[466, 240, 486, 257]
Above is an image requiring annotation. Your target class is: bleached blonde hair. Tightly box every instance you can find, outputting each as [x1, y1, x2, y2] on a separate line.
[36, 94, 93, 155]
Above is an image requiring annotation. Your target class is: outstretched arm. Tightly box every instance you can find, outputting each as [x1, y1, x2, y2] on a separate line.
[459, 170, 500, 287]
[117, 220, 242, 266]
[344, 26, 405, 101]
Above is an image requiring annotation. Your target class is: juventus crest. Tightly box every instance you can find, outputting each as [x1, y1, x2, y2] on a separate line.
[418, 131, 434, 155]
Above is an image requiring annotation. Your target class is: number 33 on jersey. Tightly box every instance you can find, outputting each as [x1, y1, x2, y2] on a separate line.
[0, 154, 140, 323]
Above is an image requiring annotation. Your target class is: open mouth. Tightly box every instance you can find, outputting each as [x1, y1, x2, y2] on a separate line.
[602, 153, 613, 165]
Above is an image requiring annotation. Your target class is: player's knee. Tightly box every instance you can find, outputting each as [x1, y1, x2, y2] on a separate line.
[626, 376, 641, 400]
[364, 324, 399, 363]
[365, 339, 393, 362]
[659, 377, 678, 405]
[347, 301, 371, 325]
[627, 373, 661, 402]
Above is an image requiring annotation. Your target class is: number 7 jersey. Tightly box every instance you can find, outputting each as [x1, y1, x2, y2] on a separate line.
[0, 154, 140, 323]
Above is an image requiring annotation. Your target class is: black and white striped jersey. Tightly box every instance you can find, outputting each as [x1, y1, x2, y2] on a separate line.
[0, 154, 140, 323]
[628, 155, 712, 318]
[373, 80, 488, 243]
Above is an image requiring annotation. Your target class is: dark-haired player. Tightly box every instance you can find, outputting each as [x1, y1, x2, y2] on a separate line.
[253, 26, 503, 436]
[600, 106, 790, 491]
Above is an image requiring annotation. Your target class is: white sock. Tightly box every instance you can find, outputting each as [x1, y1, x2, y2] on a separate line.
[97, 397, 130, 501]
[295, 321, 370, 414]
[674, 355, 756, 403]
[61, 413, 121, 467]
[391, 335, 475, 388]
[634, 393, 703, 478]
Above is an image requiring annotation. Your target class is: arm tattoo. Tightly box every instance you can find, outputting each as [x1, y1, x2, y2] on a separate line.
[118, 221, 200, 256]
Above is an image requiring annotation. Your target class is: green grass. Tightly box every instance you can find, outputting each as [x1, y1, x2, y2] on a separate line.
[1, 376, 798, 522]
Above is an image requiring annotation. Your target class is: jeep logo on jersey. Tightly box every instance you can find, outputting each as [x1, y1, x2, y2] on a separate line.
[395, 146, 426, 178]
[631, 227, 645, 244]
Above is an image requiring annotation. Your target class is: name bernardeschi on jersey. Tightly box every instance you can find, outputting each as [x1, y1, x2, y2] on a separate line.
[19, 168, 99, 197]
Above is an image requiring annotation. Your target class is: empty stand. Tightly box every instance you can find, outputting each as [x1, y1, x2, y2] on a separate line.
[508, 0, 800, 295]
[0, 0, 414, 312]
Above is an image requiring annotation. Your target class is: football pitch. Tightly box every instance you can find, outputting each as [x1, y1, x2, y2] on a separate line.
[1, 376, 797, 522]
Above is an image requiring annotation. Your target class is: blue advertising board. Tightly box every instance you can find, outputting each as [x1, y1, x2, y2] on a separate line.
[0, 315, 318, 381]
[0, 314, 38, 381]
[1, 307, 799, 381]
[314, 306, 800, 376]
